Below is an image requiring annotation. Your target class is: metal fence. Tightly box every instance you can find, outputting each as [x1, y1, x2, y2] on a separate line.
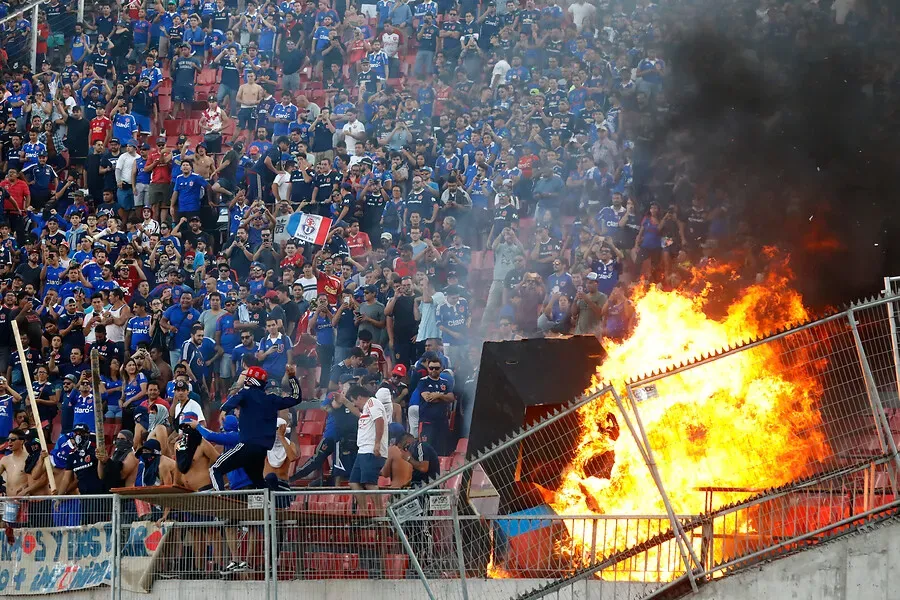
[386, 294, 900, 599]
[5, 295, 900, 599]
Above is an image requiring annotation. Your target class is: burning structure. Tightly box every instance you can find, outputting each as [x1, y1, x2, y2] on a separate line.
[394, 259, 900, 599]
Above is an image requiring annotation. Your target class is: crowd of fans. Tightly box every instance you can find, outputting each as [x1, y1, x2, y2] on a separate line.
[0, 0, 895, 561]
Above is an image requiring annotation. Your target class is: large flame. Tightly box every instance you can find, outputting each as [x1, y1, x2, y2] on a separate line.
[549, 256, 831, 578]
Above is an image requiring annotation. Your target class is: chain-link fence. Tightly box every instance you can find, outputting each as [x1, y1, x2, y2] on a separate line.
[4, 295, 900, 600]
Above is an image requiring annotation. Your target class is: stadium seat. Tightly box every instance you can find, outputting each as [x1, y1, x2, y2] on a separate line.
[303, 409, 327, 422]
[198, 68, 218, 85]
[157, 95, 173, 113]
[383, 554, 409, 579]
[439, 456, 453, 472]
[304, 552, 364, 579]
[277, 551, 298, 579]
[163, 119, 180, 135]
[306, 493, 353, 516]
[300, 420, 325, 436]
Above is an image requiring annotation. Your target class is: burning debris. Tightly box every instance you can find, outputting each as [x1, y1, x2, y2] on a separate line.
[548, 256, 830, 576]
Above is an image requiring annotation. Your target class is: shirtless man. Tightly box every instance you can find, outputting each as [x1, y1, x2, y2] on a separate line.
[134, 438, 176, 488]
[234, 71, 264, 144]
[173, 415, 220, 574]
[380, 433, 413, 489]
[174, 414, 220, 491]
[0, 430, 30, 498]
[1, 429, 33, 537]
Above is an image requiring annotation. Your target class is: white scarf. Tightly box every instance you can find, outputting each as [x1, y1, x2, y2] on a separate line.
[267, 418, 291, 468]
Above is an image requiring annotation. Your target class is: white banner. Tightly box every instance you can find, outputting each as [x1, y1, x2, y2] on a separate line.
[0, 518, 169, 594]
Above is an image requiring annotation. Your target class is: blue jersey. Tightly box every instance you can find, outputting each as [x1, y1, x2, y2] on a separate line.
[135, 156, 151, 184]
[592, 259, 619, 296]
[112, 113, 138, 143]
[163, 305, 201, 348]
[216, 313, 240, 354]
[0, 394, 14, 438]
[126, 315, 152, 351]
[101, 376, 123, 409]
[271, 103, 298, 137]
[231, 344, 256, 370]
[437, 299, 469, 342]
[182, 337, 217, 381]
[216, 278, 237, 296]
[411, 375, 453, 422]
[173, 173, 207, 212]
[44, 264, 66, 292]
[22, 141, 47, 169]
[258, 333, 292, 379]
[69, 393, 96, 432]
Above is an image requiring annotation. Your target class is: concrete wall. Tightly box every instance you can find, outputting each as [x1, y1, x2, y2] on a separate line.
[46, 520, 900, 600]
[691, 519, 900, 600]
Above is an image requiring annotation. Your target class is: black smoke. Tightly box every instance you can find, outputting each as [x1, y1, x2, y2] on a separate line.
[643, 2, 900, 308]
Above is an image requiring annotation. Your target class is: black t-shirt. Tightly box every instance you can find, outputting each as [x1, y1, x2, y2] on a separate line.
[67, 442, 105, 494]
[66, 116, 91, 157]
[313, 170, 342, 203]
[247, 307, 267, 341]
[14, 262, 41, 288]
[409, 441, 440, 484]
[255, 145, 283, 182]
[417, 24, 438, 52]
[289, 168, 314, 204]
[391, 295, 418, 340]
[220, 149, 239, 181]
[280, 300, 301, 331]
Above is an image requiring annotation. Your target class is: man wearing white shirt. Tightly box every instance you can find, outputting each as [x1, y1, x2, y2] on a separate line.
[115, 140, 139, 215]
[491, 58, 511, 88]
[567, 0, 596, 32]
[341, 110, 366, 156]
[381, 24, 401, 76]
[349, 384, 388, 493]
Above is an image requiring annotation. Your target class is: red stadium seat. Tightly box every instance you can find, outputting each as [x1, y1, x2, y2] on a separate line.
[198, 68, 218, 85]
[303, 409, 327, 423]
[163, 119, 180, 135]
[306, 493, 353, 516]
[158, 95, 173, 113]
[304, 553, 364, 579]
[278, 551, 298, 579]
[300, 420, 325, 436]
[383, 554, 409, 579]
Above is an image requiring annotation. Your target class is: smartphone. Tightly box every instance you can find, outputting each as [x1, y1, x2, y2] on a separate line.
[343, 295, 350, 305]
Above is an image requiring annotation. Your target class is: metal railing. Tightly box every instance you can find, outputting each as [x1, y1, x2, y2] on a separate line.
[6, 293, 900, 599]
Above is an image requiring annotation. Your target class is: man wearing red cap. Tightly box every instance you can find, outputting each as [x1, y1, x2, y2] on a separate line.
[211, 364, 302, 489]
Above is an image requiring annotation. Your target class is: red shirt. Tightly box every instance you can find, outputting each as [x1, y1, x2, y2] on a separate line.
[517, 154, 539, 179]
[115, 275, 140, 302]
[393, 258, 417, 278]
[89, 116, 111, 144]
[280, 252, 305, 269]
[1, 178, 30, 214]
[316, 272, 343, 306]
[147, 149, 173, 184]
[346, 231, 371, 258]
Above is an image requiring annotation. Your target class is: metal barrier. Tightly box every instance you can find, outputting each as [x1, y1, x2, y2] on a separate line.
[6, 295, 900, 599]
[110, 488, 271, 600]
[268, 488, 459, 591]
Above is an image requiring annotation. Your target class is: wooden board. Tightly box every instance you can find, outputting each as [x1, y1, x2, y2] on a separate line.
[90, 349, 107, 460]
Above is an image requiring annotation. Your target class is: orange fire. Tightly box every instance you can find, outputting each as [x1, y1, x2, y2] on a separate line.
[550, 256, 831, 578]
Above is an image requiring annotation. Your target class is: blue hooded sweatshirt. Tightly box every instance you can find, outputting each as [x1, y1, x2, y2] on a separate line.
[197, 415, 251, 490]
[221, 377, 302, 449]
